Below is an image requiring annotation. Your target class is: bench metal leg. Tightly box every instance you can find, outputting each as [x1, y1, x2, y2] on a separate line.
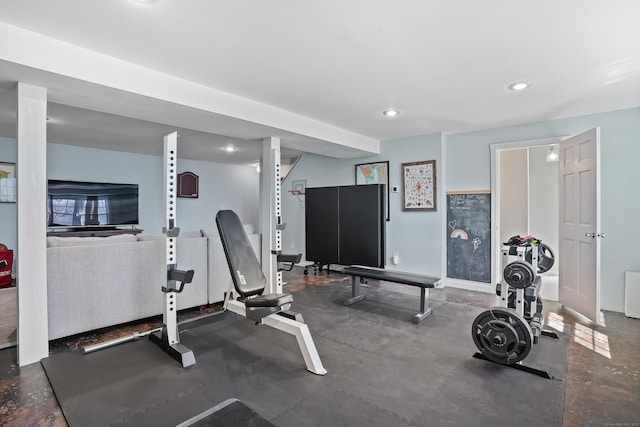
[343, 273, 435, 324]
[412, 288, 433, 324]
[262, 313, 327, 376]
[344, 276, 366, 306]
[227, 300, 327, 375]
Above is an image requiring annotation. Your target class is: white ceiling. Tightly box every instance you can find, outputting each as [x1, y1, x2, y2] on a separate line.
[0, 0, 639, 165]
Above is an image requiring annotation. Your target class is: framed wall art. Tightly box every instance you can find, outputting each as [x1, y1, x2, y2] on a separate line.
[0, 162, 16, 203]
[177, 171, 199, 198]
[355, 160, 390, 221]
[402, 160, 436, 211]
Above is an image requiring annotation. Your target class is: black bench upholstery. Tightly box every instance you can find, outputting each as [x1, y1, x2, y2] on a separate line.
[216, 210, 293, 321]
[277, 253, 302, 272]
[342, 266, 441, 324]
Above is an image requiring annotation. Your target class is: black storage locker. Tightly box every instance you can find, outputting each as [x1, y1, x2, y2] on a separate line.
[305, 184, 385, 268]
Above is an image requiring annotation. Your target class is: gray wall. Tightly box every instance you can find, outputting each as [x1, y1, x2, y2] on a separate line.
[446, 107, 640, 312]
[0, 140, 260, 263]
[285, 107, 639, 313]
[5, 107, 638, 313]
[282, 132, 443, 276]
[47, 144, 259, 233]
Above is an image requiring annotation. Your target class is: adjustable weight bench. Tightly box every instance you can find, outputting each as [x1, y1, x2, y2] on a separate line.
[216, 210, 327, 375]
[342, 266, 442, 324]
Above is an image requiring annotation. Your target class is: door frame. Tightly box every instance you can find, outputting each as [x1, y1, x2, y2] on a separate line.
[489, 136, 567, 286]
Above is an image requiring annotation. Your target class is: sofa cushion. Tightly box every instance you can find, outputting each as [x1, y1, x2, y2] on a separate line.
[137, 233, 165, 242]
[47, 233, 138, 247]
[138, 230, 202, 242]
[200, 229, 217, 239]
[179, 230, 203, 239]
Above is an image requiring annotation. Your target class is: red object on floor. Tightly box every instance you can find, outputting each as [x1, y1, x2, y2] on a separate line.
[0, 249, 13, 287]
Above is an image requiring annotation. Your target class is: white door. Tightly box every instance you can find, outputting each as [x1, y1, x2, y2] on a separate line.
[558, 128, 602, 323]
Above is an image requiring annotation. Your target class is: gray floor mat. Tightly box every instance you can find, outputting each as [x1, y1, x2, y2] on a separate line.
[42, 283, 570, 427]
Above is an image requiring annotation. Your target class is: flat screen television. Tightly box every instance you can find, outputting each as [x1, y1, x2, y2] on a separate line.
[47, 180, 139, 229]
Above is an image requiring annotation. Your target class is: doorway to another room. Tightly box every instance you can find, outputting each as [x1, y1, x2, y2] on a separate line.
[491, 138, 562, 301]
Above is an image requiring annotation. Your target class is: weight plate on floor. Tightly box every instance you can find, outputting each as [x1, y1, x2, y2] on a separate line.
[525, 243, 555, 273]
[471, 307, 533, 365]
[503, 261, 535, 289]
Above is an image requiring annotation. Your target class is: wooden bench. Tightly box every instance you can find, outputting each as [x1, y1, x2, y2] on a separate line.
[342, 266, 442, 324]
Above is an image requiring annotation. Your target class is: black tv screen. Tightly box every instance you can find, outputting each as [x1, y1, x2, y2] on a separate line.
[47, 180, 139, 228]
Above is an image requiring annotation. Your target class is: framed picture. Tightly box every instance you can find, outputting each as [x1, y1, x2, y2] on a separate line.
[177, 171, 199, 198]
[402, 160, 436, 211]
[0, 162, 16, 203]
[355, 160, 390, 221]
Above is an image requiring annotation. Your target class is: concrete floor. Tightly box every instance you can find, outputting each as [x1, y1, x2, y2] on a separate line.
[0, 268, 638, 426]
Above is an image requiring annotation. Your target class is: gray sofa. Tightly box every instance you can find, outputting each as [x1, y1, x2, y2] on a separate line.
[46, 227, 260, 340]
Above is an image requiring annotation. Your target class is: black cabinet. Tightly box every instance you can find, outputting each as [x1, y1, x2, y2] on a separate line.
[305, 184, 385, 268]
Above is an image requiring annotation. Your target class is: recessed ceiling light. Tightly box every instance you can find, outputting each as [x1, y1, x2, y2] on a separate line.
[223, 145, 236, 152]
[131, 0, 158, 4]
[508, 81, 532, 91]
[382, 109, 399, 117]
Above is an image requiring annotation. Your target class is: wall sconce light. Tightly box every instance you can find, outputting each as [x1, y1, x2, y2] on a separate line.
[546, 145, 559, 162]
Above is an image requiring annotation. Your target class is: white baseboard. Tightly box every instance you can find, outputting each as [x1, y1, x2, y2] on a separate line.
[445, 278, 494, 293]
[625, 271, 640, 319]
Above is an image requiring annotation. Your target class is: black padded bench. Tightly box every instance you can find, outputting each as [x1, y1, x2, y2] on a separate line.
[277, 253, 302, 272]
[342, 266, 441, 324]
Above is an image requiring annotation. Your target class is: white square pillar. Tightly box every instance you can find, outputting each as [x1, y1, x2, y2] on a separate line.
[16, 82, 49, 366]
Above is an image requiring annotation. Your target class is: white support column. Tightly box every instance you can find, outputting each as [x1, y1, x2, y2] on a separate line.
[16, 83, 49, 366]
[260, 137, 282, 294]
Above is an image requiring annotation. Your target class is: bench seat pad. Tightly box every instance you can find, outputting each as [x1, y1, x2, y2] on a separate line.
[343, 266, 439, 288]
[245, 293, 293, 308]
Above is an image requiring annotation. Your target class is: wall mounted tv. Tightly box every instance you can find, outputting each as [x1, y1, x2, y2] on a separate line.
[47, 180, 139, 229]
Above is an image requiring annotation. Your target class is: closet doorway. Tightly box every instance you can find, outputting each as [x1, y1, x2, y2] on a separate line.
[490, 137, 563, 301]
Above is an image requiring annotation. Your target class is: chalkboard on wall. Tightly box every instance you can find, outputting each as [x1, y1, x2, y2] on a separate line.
[446, 191, 491, 283]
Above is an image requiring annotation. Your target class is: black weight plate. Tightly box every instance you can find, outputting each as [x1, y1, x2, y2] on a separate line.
[525, 243, 555, 273]
[503, 261, 535, 289]
[478, 319, 520, 362]
[471, 307, 533, 365]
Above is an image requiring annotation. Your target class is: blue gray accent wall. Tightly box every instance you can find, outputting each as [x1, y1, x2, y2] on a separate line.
[47, 144, 260, 233]
[283, 107, 640, 313]
[446, 107, 640, 312]
[282, 132, 443, 277]
[0, 141, 259, 263]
